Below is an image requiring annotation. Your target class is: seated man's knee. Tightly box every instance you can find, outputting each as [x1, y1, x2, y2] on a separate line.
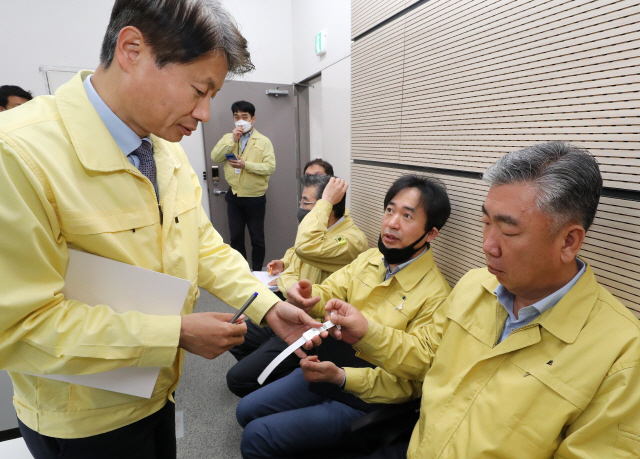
[236, 395, 257, 428]
[226, 361, 254, 398]
[240, 419, 273, 459]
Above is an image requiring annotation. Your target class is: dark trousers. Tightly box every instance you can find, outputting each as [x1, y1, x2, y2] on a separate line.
[227, 320, 301, 397]
[225, 189, 266, 271]
[237, 368, 366, 459]
[19, 401, 176, 459]
[356, 443, 409, 459]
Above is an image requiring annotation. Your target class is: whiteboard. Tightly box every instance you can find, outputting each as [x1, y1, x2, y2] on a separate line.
[40, 66, 86, 94]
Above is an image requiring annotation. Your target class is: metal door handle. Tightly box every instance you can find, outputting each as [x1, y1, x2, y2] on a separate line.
[213, 189, 225, 195]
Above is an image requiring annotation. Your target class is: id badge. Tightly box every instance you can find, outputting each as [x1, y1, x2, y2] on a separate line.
[235, 168, 241, 174]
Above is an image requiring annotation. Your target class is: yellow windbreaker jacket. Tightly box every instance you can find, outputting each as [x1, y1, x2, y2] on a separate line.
[350, 266, 640, 458]
[210, 129, 275, 197]
[312, 248, 451, 403]
[0, 71, 280, 439]
[277, 200, 368, 294]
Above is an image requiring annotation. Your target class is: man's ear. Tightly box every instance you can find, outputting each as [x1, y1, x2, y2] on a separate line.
[0, 106, 5, 112]
[115, 26, 145, 73]
[559, 224, 585, 264]
[425, 227, 439, 242]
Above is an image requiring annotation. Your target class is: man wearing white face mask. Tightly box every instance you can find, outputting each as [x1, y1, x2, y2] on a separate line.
[212, 100, 276, 271]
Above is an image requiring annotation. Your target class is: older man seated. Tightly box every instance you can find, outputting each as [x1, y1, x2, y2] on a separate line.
[226, 173, 368, 397]
[321, 142, 640, 459]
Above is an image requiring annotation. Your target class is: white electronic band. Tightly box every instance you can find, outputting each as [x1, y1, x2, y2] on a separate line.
[257, 320, 339, 385]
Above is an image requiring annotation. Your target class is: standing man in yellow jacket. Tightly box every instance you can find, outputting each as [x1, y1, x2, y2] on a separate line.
[0, 2, 321, 458]
[227, 174, 368, 396]
[236, 175, 452, 459]
[211, 100, 275, 271]
[325, 142, 640, 459]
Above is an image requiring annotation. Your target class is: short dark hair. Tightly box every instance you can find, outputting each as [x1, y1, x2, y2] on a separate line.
[383, 175, 451, 232]
[483, 142, 602, 232]
[303, 159, 334, 176]
[100, 0, 254, 75]
[231, 100, 255, 117]
[301, 174, 346, 219]
[0, 85, 33, 108]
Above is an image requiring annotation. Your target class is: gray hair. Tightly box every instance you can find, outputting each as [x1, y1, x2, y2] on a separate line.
[301, 174, 331, 200]
[301, 174, 346, 218]
[100, 0, 254, 76]
[482, 142, 602, 232]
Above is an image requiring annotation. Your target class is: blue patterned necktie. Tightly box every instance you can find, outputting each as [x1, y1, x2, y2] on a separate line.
[135, 139, 157, 195]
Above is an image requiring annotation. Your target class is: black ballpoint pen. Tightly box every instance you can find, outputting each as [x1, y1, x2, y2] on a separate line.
[229, 292, 258, 323]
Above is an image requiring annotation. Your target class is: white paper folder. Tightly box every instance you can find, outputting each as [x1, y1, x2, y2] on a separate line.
[29, 249, 190, 398]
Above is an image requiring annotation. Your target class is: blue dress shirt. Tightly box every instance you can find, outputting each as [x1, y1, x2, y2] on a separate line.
[240, 130, 253, 154]
[383, 247, 427, 281]
[82, 74, 151, 168]
[495, 258, 586, 343]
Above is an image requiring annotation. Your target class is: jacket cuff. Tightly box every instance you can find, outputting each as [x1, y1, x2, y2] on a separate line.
[313, 199, 333, 221]
[244, 288, 281, 325]
[344, 367, 367, 395]
[309, 290, 327, 319]
[354, 319, 386, 358]
[138, 315, 182, 368]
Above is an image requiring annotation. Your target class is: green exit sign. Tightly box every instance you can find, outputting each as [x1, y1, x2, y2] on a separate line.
[315, 32, 326, 56]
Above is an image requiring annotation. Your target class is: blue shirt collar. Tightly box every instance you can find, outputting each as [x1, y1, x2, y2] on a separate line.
[495, 258, 586, 324]
[83, 74, 149, 156]
[383, 247, 427, 281]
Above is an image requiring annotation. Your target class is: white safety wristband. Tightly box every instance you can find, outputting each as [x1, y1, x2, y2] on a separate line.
[257, 319, 340, 385]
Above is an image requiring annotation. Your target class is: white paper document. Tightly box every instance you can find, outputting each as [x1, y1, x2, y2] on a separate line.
[252, 270, 280, 292]
[29, 249, 190, 398]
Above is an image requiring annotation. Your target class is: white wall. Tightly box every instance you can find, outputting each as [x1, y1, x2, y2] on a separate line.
[321, 57, 352, 206]
[290, 0, 352, 202]
[221, 0, 293, 84]
[291, 0, 351, 83]
[308, 77, 324, 161]
[0, 0, 112, 96]
[0, 0, 295, 221]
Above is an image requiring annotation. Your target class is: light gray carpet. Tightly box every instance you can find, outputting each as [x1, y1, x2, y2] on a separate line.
[176, 289, 244, 459]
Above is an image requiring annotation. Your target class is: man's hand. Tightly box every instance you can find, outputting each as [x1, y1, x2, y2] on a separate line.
[265, 301, 326, 358]
[232, 125, 244, 142]
[324, 299, 368, 345]
[267, 259, 285, 276]
[179, 312, 247, 359]
[321, 177, 349, 205]
[286, 279, 321, 313]
[228, 158, 245, 169]
[300, 356, 345, 385]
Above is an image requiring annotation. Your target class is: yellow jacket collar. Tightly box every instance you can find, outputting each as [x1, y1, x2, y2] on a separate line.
[481, 263, 599, 344]
[243, 128, 263, 149]
[369, 248, 437, 291]
[328, 208, 354, 234]
[55, 71, 181, 172]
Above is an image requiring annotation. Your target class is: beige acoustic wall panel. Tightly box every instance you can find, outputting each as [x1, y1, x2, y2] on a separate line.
[352, 0, 420, 39]
[351, 16, 406, 162]
[394, 0, 640, 191]
[350, 163, 640, 318]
